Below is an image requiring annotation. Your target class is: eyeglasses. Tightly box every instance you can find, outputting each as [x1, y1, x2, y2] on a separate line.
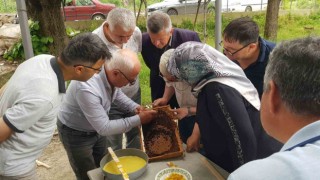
[116, 69, 136, 86]
[74, 64, 102, 73]
[219, 41, 254, 56]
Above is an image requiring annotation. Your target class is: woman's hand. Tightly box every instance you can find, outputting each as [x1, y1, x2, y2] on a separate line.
[152, 97, 168, 107]
[171, 107, 188, 120]
[186, 132, 201, 152]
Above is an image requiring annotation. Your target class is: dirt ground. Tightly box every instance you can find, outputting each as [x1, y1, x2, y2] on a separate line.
[36, 129, 75, 180]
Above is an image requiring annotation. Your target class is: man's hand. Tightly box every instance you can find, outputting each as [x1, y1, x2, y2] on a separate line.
[135, 106, 145, 114]
[138, 109, 157, 124]
[152, 98, 168, 107]
[0, 117, 13, 143]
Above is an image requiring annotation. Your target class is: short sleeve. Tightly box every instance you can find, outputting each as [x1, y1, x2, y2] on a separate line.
[4, 96, 53, 133]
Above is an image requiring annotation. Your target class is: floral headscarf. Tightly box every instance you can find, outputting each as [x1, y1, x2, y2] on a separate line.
[167, 41, 260, 110]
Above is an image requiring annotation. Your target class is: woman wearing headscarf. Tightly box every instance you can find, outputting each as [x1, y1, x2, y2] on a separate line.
[167, 42, 282, 172]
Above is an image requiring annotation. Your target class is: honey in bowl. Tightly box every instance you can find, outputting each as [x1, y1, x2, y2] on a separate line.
[103, 156, 147, 174]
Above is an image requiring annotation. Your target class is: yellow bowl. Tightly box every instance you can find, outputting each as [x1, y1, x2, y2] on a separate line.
[100, 148, 148, 180]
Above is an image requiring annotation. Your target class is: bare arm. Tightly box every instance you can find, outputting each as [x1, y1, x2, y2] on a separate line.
[186, 122, 201, 152]
[153, 85, 175, 106]
[0, 117, 13, 143]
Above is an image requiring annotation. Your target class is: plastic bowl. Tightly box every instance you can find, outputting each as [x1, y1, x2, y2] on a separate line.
[100, 148, 148, 180]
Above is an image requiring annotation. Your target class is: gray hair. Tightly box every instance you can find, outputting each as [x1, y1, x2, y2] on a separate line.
[159, 49, 174, 77]
[60, 32, 111, 66]
[105, 49, 135, 74]
[106, 8, 136, 32]
[147, 11, 172, 34]
[264, 37, 320, 116]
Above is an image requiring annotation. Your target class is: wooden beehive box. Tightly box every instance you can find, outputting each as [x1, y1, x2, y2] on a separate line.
[140, 105, 184, 161]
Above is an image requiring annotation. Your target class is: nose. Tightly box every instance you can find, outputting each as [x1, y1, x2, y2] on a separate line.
[121, 36, 130, 43]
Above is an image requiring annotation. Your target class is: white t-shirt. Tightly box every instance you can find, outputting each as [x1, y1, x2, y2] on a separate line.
[93, 23, 142, 98]
[0, 55, 65, 176]
[166, 81, 197, 107]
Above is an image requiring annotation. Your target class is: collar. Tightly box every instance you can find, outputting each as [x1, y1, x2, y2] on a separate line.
[50, 57, 66, 93]
[256, 36, 268, 63]
[281, 120, 320, 152]
[100, 65, 113, 93]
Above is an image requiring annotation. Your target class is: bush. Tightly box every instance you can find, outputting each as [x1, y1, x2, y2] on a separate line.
[3, 21, 53, 61]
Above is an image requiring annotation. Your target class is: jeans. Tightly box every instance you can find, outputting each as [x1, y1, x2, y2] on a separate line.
[57, 120, 107, 180]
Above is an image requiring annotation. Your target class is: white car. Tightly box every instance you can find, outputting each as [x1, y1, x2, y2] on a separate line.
[147, 0, 215, 15]
[223, 0, 268, 12]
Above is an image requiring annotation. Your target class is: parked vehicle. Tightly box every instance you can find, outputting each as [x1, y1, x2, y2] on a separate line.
[222, 0, 268, 12]
[62, 0, 116, 21]
[147, 0, 215, 15]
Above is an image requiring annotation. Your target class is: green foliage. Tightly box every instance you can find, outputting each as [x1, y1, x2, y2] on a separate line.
[66, 27, 81, 37]
[139, 54, 151, 105]
[0, 0, 16, 13]
[297, 0, 318, 9]
[136, 16, 147, 32]
[3, 21, 53, 61]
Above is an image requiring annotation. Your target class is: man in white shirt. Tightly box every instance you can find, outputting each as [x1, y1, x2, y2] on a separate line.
[93, 7, 142, 150]
[0, 32, 111, 179]
[228, 37, 320, 179]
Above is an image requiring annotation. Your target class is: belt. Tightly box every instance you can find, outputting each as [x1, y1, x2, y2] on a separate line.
[57, 120, 97, 136]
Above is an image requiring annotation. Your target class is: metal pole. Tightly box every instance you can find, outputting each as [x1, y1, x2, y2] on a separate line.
[16, 0, 34, 59]
[215, 0, 221, 51]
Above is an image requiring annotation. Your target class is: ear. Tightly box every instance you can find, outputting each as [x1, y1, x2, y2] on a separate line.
[249, 42, 258, 50]
[73, 66, 84, 74]
[267, 80, 281, 115]
[169, 28, 174, 35]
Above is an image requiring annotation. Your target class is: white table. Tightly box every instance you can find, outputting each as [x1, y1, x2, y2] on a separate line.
[88, 150, 229, 180]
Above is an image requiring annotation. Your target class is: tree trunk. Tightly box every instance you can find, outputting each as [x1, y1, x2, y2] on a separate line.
[26, 0, 68, 56]
[264, 0, 281, 41]
[193, 0, 201, 31]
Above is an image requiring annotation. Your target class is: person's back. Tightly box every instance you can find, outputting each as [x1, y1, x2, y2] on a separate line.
[167, 41, 282, 172]
[229, 37, 320, 180]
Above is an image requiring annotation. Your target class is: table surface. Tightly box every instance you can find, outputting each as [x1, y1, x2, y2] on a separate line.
[88, 150, 229, 180]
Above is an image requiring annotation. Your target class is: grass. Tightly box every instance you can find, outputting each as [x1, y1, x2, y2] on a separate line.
[139, 54, 151, 105]
[1, 3, 320, 105]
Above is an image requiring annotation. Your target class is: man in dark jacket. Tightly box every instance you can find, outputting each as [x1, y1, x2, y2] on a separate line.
[221, 17, 275, 98]
[141, 11, 201, 108]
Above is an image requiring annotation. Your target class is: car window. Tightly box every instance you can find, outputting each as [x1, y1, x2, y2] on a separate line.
[76, 0, 93, 6]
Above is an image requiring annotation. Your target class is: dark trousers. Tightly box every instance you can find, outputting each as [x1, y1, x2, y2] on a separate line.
[57, 120, 107, 180]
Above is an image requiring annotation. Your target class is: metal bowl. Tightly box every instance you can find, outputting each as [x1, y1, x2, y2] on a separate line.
[100, 148, 148, 180]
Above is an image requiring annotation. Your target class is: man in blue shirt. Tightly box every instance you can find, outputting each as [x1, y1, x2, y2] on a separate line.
[228, 36, 320, 180]
[221, 17, 275, 98]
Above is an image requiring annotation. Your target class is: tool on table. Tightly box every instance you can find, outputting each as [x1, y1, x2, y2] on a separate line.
[107, 147, 130, 180]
